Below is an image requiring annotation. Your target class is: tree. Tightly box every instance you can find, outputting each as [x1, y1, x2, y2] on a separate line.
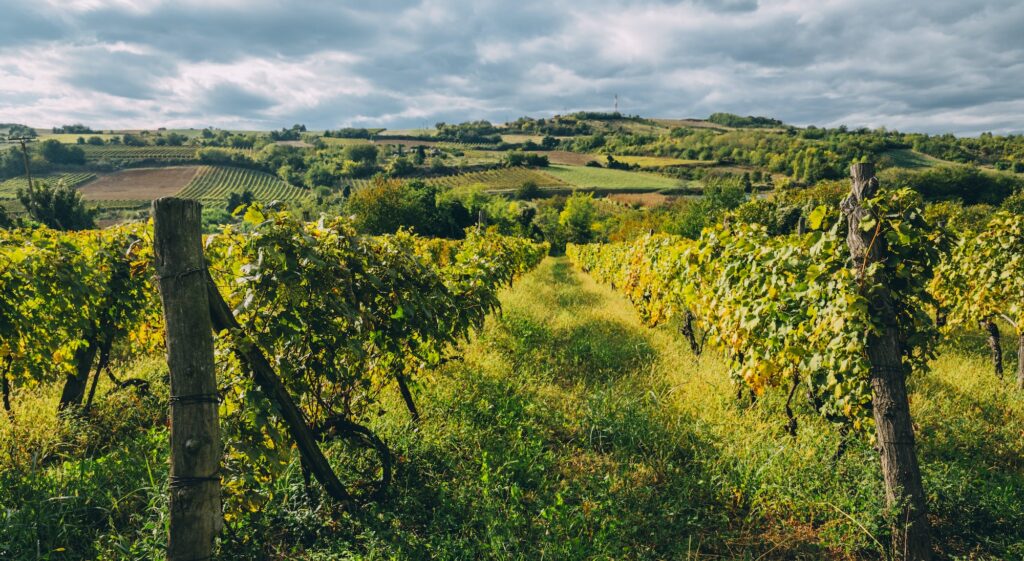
[39, 139, 86, 165]
[344, 179, 472, 237]
[558, 192, 597, 244]
[343, 143, 378, 164]
[0, 204, 16, 229]
[388, 157, 415, 177]
[226, 190, 255, 214]
[17, 180, 95, 230]
[515, 180, 541, 200]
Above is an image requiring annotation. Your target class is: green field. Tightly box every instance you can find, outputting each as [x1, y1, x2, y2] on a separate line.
[544, 164, 684, 190]
[500, 133, 544, 143]
[426, 167, 568, 190]
[81, 145, 199, 162]
[347, 167, 569, 192]
[0, 172, 96, 197]
[884, 148, 947, 169]
[176, 166, 310, 202]
[376, 128, 435, 137]
[318, 137, 373, 146]
[615, 155, 715, 168]
[38, 133, 123, 144]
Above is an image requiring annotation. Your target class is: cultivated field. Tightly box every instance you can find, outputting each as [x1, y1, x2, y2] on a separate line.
[499, 134, 544, 143]
[544, 164, 684, 190]
[39, 133, 123, 144]
[615, 155, 716, 168]
[176, 166, 309, 202]
[77, 167, 198, 201]
[346, 167, 568, 192]
[0, 172, 97, 197]
[80, 145, 199, 162]
[319, 137, 372, 146]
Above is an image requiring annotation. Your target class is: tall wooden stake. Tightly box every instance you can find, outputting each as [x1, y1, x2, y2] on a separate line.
[841, 163, 931, 561]
[153, 198, 221, 561]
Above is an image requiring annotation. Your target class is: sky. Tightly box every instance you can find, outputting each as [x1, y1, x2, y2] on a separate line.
[1, 0, 1022, 135]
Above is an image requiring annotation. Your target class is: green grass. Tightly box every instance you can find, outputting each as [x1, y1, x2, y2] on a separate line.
[1, 259, 1022, 559]
[0, 172, 96, 198]
[37, 133, 123, 144]
[614, 155, 713, 168]
[377, 129, 435, 137]
[544, 164, 684, 190]
[176, 165, 310, 202]
[884, 149, 948, 169]
[318, 137, 373, 146]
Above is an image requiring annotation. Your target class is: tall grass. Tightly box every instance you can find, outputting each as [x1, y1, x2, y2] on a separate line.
[1, 258, 1021, 559]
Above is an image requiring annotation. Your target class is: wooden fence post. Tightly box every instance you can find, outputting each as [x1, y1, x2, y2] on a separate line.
[841, 163, 932, 561]
[153, 198, 222, 561]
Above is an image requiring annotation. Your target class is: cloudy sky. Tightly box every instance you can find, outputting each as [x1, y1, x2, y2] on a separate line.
[1, 0, 1022, 135]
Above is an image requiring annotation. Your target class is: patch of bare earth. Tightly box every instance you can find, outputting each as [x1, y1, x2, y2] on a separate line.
[78, 166, 199, 200]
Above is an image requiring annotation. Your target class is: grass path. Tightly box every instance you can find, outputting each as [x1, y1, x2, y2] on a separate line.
[326, 257, 1022, 560]
[301, 258, 878, 559]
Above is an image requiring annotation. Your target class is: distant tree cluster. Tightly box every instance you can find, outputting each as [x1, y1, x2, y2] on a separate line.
[269, 124, 308, 141]
[434, 121, 502, 144]
[323, 128, 385, 139]
[52, 124, 95, 134]
[506, 115, 593, 136]
[504, 151, 549, 167]
[39, 139, 85, 165]
[2, 124, 36, 138]
[707, 113, 785, 128]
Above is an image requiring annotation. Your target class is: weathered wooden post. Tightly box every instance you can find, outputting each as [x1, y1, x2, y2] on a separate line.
[980, 319, 1003, 378]
[1016, 331, 1024, 389]
[841, 163, 932, 560]
[153, 198, 221, 561]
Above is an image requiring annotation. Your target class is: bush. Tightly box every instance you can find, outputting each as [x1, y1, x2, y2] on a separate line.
[17, 180, 95, 230]
[505, 151, 549, 168]
[515, 180, 542, 200]
[345, 179, 473, 237]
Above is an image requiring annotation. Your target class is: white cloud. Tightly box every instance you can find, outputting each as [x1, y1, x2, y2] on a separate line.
[0, 0, 1022, 133]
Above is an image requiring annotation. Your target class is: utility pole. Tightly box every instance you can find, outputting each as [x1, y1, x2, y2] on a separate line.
[3, 136, 37, 189]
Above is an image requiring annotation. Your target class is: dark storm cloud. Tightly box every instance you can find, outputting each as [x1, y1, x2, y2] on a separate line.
[200, 83, 277, 117]
[65, 50, 176, 100]
[0, 0, 1022, 134]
